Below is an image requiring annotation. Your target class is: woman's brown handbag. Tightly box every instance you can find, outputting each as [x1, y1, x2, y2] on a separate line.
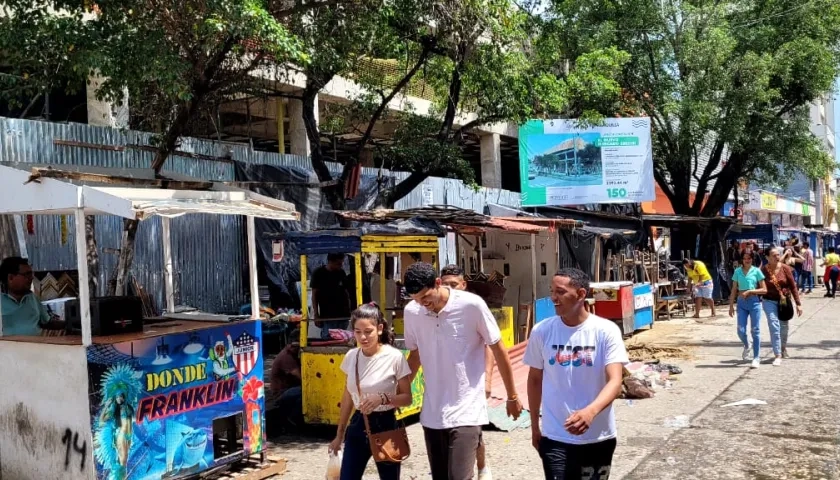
[354, 352, 411, 463]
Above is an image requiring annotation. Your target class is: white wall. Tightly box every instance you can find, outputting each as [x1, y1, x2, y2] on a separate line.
[0, 342, 93, 480]
[481, 231, 558, 308]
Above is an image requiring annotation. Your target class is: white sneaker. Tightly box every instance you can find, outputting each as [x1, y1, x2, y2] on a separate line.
[772, 357, 782, 366]
[742, 346, 751, 361]
[478, 468, 493, 480]
[751, 358, 760, 369]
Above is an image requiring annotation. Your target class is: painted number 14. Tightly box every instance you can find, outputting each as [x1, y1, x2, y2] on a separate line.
[606, 188, 627, 199]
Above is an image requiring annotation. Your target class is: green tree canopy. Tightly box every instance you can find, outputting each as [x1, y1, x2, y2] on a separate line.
[547, 0, 840, 216]
[290, 0, 629, 208]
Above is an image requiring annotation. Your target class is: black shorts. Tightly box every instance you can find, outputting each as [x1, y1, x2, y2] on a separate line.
[538, 436, 617, 480]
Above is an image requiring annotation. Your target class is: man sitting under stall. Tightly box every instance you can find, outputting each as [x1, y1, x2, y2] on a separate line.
[311, 253, 352, 339]
[270, 328, 303, 429]
[0, 257, 59, 336]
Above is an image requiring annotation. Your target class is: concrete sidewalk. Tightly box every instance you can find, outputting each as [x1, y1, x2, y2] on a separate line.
[268, 295, 840, 479]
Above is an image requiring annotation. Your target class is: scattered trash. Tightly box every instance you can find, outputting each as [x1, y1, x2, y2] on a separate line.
[622, 377, 655, 399]
[721, 398, 767, 408]
[664, 380, 673, 389]
[625, 400, 635, 406]
[666, 457, 677, 466]
[663, 415, 690, 428]
[650, 363, 683, 375]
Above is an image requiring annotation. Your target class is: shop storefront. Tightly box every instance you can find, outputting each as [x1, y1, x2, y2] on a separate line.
[742, 190, 814, 228]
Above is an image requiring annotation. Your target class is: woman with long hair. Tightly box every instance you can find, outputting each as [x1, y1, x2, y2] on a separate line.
[729, 252, 768, 369]
[329, 303, 412, 480]
[761, 248, 802, 365]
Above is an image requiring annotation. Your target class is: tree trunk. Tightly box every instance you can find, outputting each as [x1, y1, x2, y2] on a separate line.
[85, 216, 99, 297]
[108, 219, 138, 296]
[375, 170, 428, 208]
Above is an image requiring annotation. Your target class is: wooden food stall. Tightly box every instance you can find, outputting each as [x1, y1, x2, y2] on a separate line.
[0, 166, 299, 480]
[283, 228, 441, 426]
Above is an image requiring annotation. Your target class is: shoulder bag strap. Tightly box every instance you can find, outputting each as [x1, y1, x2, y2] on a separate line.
[354, 351, 373, 435]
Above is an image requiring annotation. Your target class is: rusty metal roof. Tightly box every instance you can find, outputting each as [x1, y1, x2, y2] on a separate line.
[337, 206, 582, 233]
[487, 340, 533, 431]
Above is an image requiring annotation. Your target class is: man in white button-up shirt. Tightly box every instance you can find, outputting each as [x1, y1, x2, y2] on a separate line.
[403, 262, 521, 480]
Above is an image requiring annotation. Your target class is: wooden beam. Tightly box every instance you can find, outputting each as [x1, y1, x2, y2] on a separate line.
[26, 167, 214, 190]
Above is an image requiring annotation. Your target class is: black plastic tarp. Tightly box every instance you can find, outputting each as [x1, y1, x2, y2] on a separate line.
[234, 161, 382, 309]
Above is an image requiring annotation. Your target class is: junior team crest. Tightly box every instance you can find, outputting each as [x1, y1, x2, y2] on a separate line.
[233, 332, 260, 376]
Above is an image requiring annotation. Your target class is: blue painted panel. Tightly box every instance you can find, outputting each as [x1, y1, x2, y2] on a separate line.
[535, 297, 555, 324]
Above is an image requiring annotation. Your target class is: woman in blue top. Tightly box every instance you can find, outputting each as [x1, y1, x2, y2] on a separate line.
[729, 252, 768, 369]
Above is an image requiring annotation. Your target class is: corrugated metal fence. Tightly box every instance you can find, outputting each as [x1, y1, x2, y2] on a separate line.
[0, 117, 520, 313]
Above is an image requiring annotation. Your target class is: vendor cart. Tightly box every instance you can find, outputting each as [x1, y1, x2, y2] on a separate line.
[284, 229, 440, 426]
[0, 165, 299, 480]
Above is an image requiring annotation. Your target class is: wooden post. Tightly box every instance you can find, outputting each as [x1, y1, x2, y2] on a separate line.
[477, 234, 484, 274]
[530, 233, 537, 309]
[594, 240, 602, 283]
[379, 253, 386, 314]
[162, 216, 176, 314]
[354, 253, 363, 307]
[246, 215, 260, 320]
[300, 254, 308, 348]
[74, 209, 93, 346]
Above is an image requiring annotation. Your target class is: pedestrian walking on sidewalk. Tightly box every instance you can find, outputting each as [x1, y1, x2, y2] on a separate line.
[729, 252, 768, 369]
[683, 259, 716, 318]
[402, 262, 522, 480]
[761, 248, 802, 365]
[820, 247, 840, 298]
[799, 242, 815, 294]
[440, 265, 495, 480]
[524, 268, 628, 480]
[329, 304, 413, 480]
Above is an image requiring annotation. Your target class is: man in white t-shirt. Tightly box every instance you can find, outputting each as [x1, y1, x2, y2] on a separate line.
[524, 268, 628, 479]
[403, 262, 522, 480]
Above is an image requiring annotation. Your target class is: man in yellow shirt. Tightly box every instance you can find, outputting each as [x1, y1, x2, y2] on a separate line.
[683, 259, 716, 318]
[821, 247, 840, 298]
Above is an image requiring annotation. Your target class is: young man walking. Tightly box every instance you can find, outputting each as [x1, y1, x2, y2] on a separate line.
[440, 265, 495, 480]
[403, 262, 521, 480]
[525, 268, 628, 480]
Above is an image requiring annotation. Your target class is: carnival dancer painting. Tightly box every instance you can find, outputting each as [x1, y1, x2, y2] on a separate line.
[94, 363, 144, 480]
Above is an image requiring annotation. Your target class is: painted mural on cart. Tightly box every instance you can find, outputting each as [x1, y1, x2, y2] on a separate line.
[86, 322, 265, 480]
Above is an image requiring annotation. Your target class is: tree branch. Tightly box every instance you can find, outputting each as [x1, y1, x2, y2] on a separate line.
[342, 44, 434, 184]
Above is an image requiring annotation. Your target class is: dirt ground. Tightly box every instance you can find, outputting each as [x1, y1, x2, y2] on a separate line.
[266, 296, 838, 479]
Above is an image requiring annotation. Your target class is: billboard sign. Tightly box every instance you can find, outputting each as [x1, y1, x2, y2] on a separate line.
[518, 118, 655, 206]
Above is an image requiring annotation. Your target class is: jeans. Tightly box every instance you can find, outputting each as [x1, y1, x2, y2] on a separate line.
[830, 267, 840, 296]
[736, 296, 762, 359]
[761, 300, 782, 356]
[538, 436, 617, 480]
[799, 271, 814, 291]
[340, 411, 401, 480]
[275, 386, 303, 427]
[780, 321, 790, 349]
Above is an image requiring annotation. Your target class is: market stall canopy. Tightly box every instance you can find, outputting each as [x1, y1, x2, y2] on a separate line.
[0, 165, 299, 221]
[336, 206, 582, 234]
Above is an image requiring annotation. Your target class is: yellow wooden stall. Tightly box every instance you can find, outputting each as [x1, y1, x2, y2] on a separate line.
[295, 231, 441, 425]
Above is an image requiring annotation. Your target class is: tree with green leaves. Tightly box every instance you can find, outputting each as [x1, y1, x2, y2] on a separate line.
[0, 0, 311, 294]
[289, 0, 630, 209]
[547, 0, 840, 217]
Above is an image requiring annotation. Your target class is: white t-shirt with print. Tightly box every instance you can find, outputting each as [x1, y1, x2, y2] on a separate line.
[404, 288, 502, 429]
[523, 314, 629, 445]
[340, 345, 411, 412]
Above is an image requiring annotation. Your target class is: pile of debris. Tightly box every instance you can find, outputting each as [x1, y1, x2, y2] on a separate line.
[620, 360, 683, 400]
